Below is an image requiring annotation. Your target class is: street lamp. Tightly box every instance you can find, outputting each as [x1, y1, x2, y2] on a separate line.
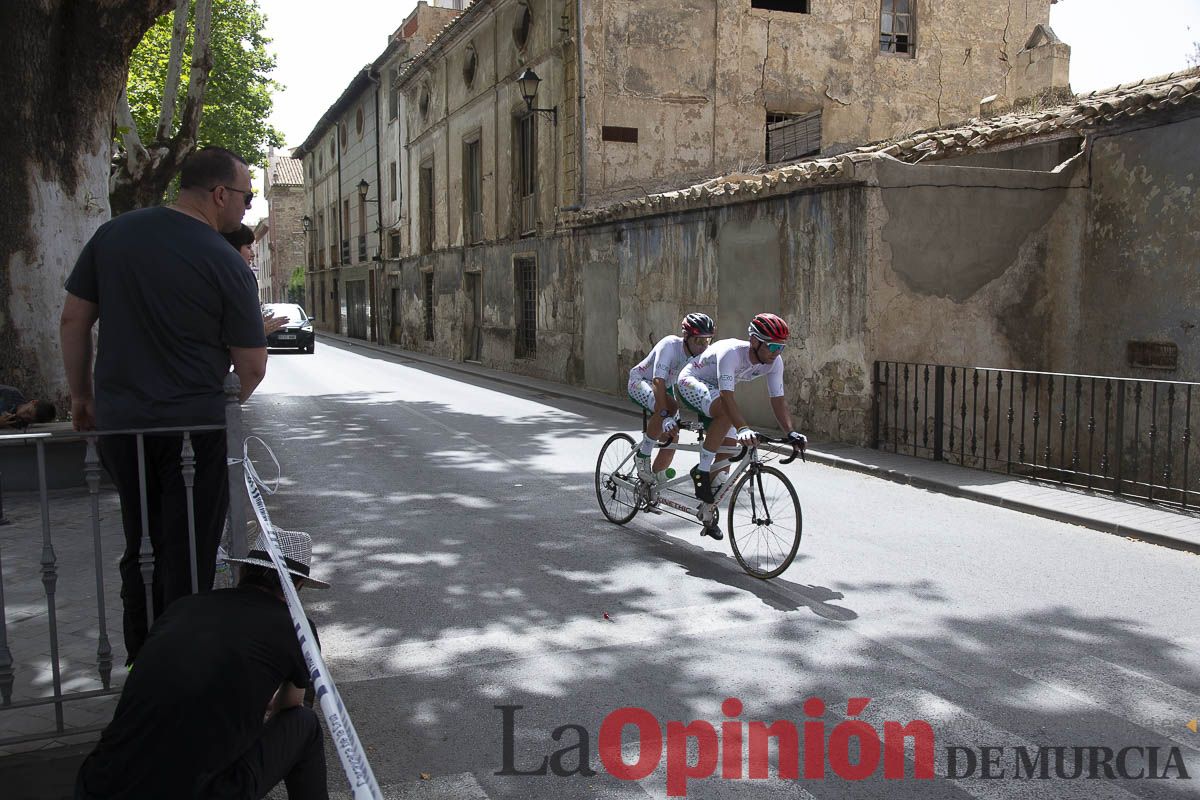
[302, 215, 312, 232]
[516, 68, 557, 125]
[357, 179, 369, 200]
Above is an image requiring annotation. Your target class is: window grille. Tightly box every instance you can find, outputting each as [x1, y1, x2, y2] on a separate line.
[514, 257, 537, 358]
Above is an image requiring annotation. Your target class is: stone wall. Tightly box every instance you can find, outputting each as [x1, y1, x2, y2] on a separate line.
[267, 184, 307, 304]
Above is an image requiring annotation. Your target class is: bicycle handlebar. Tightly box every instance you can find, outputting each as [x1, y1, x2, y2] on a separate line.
[727, 434, 806, 465]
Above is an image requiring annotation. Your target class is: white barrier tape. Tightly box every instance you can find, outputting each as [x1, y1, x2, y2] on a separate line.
[240, 438, 383, 800]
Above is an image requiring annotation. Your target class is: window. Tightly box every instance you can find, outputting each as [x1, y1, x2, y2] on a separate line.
[388, 70, 399, 120]
[389, 161, 398, 202]
[389, 230, 401, 258]
[766, 111, 821, 162]
[419, 84, 431, 118]
[329, 138, 335, 158]
[316, 211, 326, 266]
[515, 113, 537, 235]
[419, 162, 435, 254]
[339, 121, 347, 149]
[513, 3, 531, 50]
[342, 199, 351, 263]
[423, 272, 435, 341]
[514, 257, 537, 358]
[463, 138, 483, 245]
[329, 203, 338, 265]
[880, 0, 915, 55]
[357, 195, 367, 262]
[1128, 341, 1179, 370]
[355, 106, 364, 138]
[463, 44, 477, 88]
[751, 0, 809, 11]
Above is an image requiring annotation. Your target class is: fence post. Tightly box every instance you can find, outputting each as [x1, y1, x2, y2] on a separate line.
[224, 373, 248, 559]
[871, 361, 881, 449]
[933, 366, 946, 461]
[1114, 382, 1126, 496]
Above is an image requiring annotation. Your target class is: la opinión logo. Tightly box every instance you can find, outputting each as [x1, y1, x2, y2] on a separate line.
[495, 699, 1192, 797]
[496, 697, 934, 797]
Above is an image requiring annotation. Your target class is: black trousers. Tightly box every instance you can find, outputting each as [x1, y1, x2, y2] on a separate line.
[75, 706, 328, 800]
[213, 706, 329, 800]
[98, 431, 229, 664]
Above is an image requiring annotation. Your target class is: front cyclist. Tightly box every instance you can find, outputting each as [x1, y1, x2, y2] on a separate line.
[676, 313, 807, 536]
[628, 313, 715, 483]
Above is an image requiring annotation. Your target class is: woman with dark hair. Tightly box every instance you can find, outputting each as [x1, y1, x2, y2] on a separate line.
[222, 224, 286, 336]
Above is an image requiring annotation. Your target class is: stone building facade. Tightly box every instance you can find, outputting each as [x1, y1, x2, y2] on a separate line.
[262, 152, 306, 305]
[294, 1, 462, 339]
[387, 69, 1199, 449]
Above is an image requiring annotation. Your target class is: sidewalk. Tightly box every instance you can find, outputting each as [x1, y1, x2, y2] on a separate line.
[319, 332, 1200, 552]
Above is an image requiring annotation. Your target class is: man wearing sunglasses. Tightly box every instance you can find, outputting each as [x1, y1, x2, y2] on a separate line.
[676, 313, 807, 528]
[61, 146, 268, 665]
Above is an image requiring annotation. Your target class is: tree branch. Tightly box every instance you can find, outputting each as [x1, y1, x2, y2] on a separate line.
[155, 0, 190, 142]
[116, 87, 148, 172]
[175, 0, 213, 151]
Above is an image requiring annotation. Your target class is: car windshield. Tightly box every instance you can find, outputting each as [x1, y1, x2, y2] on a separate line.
[265, 304, 307, 325]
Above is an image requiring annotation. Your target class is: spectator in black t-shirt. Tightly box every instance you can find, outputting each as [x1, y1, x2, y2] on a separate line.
[75, 530, 330, 800]
[0, 383, 55, 429]
[60, 146, 269, 665]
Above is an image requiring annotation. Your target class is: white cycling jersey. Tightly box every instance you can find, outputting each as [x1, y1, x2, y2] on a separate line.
[680, 338, 784, 397]
[629, 335, 693, 386]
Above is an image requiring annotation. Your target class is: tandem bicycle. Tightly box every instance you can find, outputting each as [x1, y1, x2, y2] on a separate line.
[593, 421, 804, 579]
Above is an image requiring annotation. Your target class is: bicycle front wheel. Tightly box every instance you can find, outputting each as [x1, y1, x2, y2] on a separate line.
[595, 433, 641, 525]
[727, 465, 802, 579]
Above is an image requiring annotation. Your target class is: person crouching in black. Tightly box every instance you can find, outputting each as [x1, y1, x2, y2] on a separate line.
[75, 530, 330, 800]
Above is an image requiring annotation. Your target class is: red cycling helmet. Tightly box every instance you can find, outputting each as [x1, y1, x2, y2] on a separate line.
[748, 313, 789, 343]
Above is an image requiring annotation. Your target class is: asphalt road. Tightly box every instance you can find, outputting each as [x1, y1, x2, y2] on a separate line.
[247, 339, 1200, 800]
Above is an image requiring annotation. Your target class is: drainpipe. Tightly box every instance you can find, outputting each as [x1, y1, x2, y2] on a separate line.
[369, 68, 384, 343]
[561, 0, 587, 212]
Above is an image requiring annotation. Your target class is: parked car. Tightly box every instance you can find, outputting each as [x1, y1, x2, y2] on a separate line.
[263, 303, 315, 353]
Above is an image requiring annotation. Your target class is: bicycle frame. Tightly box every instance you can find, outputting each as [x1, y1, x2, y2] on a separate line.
[606, 434, 756, 525]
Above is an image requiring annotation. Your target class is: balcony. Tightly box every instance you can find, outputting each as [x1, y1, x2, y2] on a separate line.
[357, 235, 368, 263]
[341, 239, 351, 264]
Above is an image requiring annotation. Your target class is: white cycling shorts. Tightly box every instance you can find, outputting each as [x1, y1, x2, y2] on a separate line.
[627, 377, 657, 413]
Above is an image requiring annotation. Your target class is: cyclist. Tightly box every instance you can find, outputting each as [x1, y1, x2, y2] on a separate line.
[628, 313, 716, 483]
[676, 313, 807, 537]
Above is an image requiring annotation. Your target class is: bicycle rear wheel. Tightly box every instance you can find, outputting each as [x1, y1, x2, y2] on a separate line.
[727, 465, 801, 578]
[595, 433, 641, 525]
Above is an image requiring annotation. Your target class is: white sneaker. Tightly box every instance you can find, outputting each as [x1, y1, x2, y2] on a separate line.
[634, 453, 653, 482]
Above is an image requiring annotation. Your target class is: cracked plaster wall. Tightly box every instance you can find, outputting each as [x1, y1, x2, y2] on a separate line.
[1078, 115, 1200, 382]
[587, 0, 1052, 205]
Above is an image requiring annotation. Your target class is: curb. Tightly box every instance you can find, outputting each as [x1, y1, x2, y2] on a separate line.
[315, 333, 1200, 553]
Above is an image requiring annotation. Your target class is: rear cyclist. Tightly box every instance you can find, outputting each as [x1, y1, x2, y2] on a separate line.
[628, 313, 715, 483]
[676, 313, 807, 537]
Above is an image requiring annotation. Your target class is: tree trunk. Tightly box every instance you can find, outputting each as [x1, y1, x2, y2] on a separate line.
[0, 1, 175, 405]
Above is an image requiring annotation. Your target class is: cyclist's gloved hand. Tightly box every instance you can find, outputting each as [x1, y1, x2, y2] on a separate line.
[661, 415, 678, 434]
[737, 426, 758, 445]
[788, 431, 808, 461]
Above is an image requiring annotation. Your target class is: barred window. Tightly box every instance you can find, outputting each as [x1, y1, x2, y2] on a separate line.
[880, 0, 915, 56]
[424, 272, 435, 341]
[514, 257, 537, 358]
